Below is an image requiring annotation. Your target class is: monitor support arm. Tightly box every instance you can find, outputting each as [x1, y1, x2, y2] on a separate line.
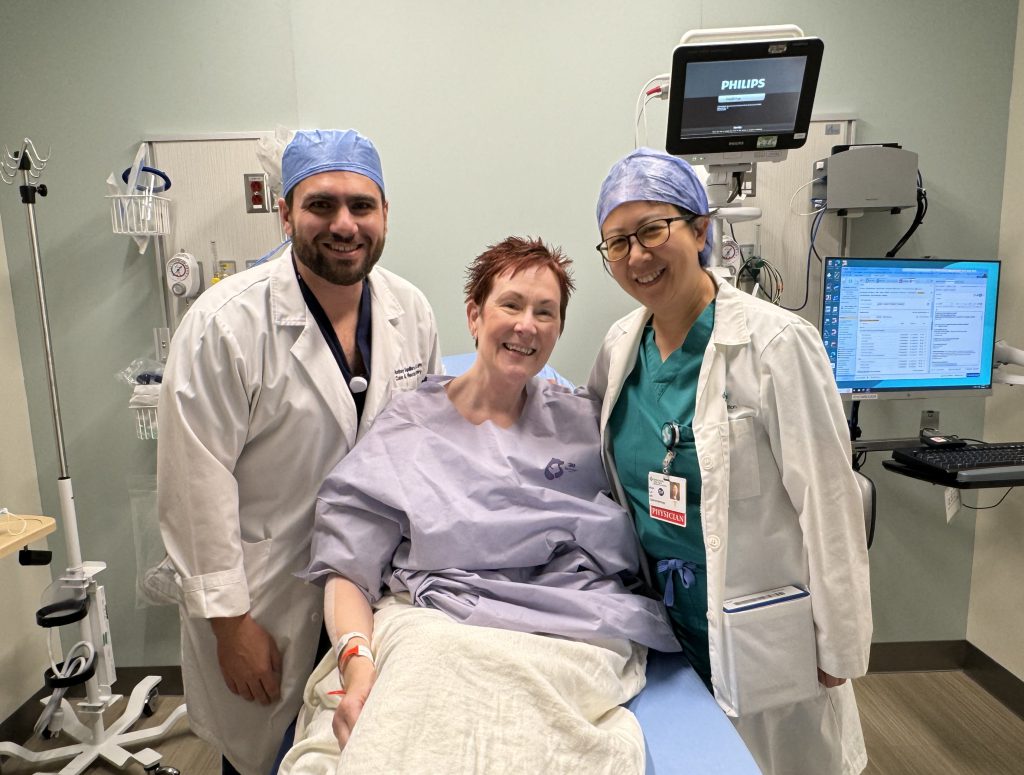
[994, 339, 1024, 386]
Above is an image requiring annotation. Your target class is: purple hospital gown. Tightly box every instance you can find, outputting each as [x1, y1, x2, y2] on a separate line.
[300, 375, 678, 652]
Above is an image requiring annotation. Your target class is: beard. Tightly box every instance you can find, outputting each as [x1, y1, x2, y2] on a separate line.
[291, 232, 384, 286]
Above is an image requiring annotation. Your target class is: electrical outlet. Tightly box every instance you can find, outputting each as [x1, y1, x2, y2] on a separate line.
[244, 173, 271, 214]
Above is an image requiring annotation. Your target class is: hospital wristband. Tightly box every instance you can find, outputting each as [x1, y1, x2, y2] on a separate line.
[333, 630, 371, 660]
[340, 643, 375, 670]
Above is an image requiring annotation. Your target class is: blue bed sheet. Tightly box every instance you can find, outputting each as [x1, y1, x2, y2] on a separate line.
[628, 651, 760, 774]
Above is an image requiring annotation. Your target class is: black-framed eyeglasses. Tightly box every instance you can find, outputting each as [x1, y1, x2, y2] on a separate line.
[596, 215, 696, 263]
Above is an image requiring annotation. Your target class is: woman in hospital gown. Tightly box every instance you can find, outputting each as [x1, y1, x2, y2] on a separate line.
[290, 236, 678, 775]
[587, 148, 872, 775]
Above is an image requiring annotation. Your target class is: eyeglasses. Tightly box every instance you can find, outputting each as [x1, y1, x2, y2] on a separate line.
[596, 215, 696, 263]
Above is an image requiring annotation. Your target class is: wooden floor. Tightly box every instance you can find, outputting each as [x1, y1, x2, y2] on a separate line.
[858, 671, 1024, 775]
[4, 671, 1023, 774]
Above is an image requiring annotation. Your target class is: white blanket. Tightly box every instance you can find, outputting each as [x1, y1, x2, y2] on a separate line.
[279, 598, 648, 775]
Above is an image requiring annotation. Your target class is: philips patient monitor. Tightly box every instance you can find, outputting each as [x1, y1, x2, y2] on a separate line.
[665, 37, 824, 165]
[821, 257, 1001, 400]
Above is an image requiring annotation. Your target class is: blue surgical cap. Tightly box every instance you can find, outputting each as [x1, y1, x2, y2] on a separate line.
[282, 129, 385, 199]
[596, 147, 714, 265]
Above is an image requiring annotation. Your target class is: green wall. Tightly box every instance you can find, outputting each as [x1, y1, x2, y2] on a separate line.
[0, 0, 1016, 666]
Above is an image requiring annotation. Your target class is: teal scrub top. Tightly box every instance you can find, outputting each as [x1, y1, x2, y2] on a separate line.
[609, 301, 715, 687]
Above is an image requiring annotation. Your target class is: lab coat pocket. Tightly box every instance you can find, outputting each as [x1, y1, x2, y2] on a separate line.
[241, 538, 273, 601]
[727, 413, 760, 500]
[719, 586, 819, 717]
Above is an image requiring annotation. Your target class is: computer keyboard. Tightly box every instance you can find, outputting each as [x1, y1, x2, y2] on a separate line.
[892, 442, 1024, 479]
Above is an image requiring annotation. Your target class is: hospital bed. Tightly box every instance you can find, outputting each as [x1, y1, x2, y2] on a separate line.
[425, 355, 760, 773]
[628, 651, 759, 773]
[442, 352, 575, 388]
[280, 357, 759, 773]
[283, 645, 758, 774]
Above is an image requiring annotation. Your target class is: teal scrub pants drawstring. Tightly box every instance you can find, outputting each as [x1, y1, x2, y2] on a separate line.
[656, 558, 697, 607]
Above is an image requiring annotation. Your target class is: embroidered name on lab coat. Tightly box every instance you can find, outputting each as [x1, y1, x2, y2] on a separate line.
[394, 362, 424, 382]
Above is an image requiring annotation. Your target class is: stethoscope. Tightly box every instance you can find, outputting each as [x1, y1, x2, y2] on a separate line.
[349, 376, 368, 394]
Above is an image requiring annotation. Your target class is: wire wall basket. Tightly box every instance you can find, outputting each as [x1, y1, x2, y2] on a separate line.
[129, 384, 160, 440]
[132, 405, 158, 440]
[107, 193, 170, 236]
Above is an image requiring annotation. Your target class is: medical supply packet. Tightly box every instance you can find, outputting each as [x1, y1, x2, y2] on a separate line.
[719, 585, 819, 716]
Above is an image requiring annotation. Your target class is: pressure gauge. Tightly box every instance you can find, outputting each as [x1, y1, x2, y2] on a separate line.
[721, 238, 742, 270]
[721, 238, 741, 263]
[166, 251, 202, 299]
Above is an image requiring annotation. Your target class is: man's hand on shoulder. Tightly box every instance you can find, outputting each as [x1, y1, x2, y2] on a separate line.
[210, 612, 283, 704]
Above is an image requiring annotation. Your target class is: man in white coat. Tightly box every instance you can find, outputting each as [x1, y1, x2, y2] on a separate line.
[157, 129, 442, 775]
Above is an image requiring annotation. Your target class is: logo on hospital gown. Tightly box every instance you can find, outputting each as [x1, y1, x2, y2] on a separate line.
[544, 458, 577, 480]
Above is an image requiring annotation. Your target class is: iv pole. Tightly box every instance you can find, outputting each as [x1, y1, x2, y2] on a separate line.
[0, 139, 184, 775]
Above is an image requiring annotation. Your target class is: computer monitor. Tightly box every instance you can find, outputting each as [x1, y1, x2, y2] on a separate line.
[665, 37, 824, 165]
[821, 257, 1001, 400]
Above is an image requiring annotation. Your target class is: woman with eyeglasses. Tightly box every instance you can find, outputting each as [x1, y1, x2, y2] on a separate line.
[587, 148, 872, 775]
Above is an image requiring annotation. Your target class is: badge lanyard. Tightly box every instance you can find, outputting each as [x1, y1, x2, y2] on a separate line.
[648, 421, 687, 527]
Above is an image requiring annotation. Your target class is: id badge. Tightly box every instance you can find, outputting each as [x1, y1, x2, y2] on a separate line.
[648, 472, 686, 527]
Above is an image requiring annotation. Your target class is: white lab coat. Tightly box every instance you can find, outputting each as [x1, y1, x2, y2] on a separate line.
[588, 274, 871, 775]
[157, 250, 441, 775]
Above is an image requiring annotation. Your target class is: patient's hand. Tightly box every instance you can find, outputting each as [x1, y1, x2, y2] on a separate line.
[334, 661, 375, 747]
[210, 612, 283, 704]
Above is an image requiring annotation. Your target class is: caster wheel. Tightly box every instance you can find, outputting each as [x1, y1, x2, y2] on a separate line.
[145, 766, 179, 775]
[40, 727, 59, 740]
[143, 687, 159, 717]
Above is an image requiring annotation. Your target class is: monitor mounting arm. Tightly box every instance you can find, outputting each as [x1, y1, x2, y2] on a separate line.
[994, 339, 1024, 386]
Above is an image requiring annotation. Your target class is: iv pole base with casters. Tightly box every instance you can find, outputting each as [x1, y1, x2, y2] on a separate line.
[0, 679, 187, 774]
[0, 139, 185, 775]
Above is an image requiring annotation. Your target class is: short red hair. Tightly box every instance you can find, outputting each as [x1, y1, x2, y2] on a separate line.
[463, 237, 575, 331]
